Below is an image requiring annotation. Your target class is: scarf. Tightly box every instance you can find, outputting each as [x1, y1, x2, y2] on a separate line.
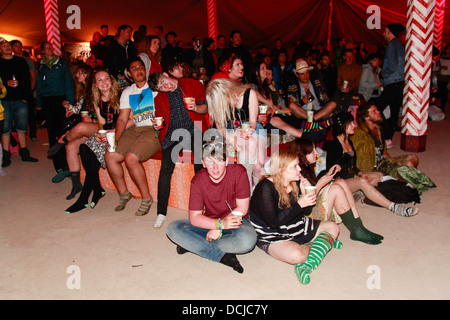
[42, 54, 58, 68]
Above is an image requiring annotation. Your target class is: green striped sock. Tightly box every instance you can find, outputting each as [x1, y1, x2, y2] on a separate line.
[294, 232, 338, 284]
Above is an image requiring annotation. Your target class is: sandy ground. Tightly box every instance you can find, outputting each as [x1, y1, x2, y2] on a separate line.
[0, 108, 449, 304]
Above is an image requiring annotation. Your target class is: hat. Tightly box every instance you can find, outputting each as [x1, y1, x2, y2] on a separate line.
[386, 23, 405, 38]
[0, 37, 8, 44]
[295, 59, 313, 74]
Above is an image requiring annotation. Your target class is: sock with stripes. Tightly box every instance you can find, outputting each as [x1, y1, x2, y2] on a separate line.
[294, 232, 341, 285]
[388, 202, 419, 217]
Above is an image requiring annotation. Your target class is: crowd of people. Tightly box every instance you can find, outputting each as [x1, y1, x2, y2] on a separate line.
[0, 21, 441, 284]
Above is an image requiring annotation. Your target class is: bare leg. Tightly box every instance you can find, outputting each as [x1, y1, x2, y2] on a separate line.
[314, 101, 337, 121]
[326, 183, 383, 244]
[332, 179, 361, 217]
[2, 134, 10, 151]
[17, 131, 27, 148]
[66, 122, 98, 141]
[269, 117, 303, 138]
[124, 152, 150, 200]
[345, 176, 391, 208]
[66, 137, 87, 172]
[105, 151, 128, 195]
[267, 221, 339, 265]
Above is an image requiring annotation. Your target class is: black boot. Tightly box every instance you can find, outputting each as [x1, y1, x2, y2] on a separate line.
[19, 147, 38, 162]
[48, 136, 69, 156]
[2, 149, 11, 167]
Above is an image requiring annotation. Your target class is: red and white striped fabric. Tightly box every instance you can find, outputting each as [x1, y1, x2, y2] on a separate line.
[402, 0, 435, 139]
[433, 0, 446, 62]
[207, 0, 218, 44]
[43, 0, 62, 56]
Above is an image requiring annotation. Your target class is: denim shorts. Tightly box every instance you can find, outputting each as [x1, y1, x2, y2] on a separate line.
[1, 100, 29, 134]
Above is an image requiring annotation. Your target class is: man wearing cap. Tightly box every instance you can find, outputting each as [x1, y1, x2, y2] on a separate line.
[287, 58, 337, 124]
[376, 23, 406, 148]
[0, 37, 38, 167]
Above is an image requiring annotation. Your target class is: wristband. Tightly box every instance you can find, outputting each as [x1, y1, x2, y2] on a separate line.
[215, 219, 220, 230]
[217, 219, 224, 239]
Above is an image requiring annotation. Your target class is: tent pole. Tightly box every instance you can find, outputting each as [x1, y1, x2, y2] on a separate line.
[207, 0, 218, 44]
[43, 0, 62, 56]
[433, 0, 446, 62]
[401, 0, 435, 152]
[327, 0, 334, 52]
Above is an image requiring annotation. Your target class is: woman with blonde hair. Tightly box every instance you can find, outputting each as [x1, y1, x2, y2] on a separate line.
[250, 150, 342, 285]
[65, 68, 121, 213]
[206, 77, 267, 186]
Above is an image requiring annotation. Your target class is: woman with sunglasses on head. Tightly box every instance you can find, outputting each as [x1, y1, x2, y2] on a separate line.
[166, 141, 256, 273]
[325, 111, 419, 217]
[65, 68, 121, 213]
[206, 77, 267, 189]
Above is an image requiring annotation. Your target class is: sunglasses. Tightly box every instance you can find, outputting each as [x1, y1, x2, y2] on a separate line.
[202, 141, 224, 151]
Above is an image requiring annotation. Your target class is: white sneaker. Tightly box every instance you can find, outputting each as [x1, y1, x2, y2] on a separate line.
[153, 214, 166, 228]
[386, 139, 393, 149]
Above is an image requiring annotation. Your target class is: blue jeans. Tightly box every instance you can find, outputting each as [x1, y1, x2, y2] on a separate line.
[2, 100, 29, 134]
[166, 218, 257, 262]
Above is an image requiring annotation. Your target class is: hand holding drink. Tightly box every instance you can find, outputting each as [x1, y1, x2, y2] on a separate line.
[97, 129, 107, 143]
[81, 111, 90, 122]
[183, 97, 196, 110]
[153, 117, 164, 130]
[240, 123, 250, 139]
[8, 75, 18, 88]
[259, 104, 268, 126]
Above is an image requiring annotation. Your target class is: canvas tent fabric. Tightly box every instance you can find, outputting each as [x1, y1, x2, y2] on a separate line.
[0, 0, 449, 51]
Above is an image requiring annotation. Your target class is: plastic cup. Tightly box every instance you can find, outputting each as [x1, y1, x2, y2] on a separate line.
[305, 186, 316, 194]
[98, 129, 107, 138]
[343, 80, 348, 90]
[106, 132, 116, 152]
[231, 210, 244, 217]
[307, 110, 314, 122]
[259, 104, 267, 114]
[81, 111, 89, 122]
[183, 97, 195, 110]
[241, 123, 250, 139]
[154, 117, 164, 130]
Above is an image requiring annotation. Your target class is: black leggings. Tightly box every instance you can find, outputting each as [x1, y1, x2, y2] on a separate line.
[42, 95, 68, 171]
[77, 144, 101, 203]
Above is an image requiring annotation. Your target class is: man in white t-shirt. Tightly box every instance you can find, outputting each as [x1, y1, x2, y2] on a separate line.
[105, 57, 161, 216]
